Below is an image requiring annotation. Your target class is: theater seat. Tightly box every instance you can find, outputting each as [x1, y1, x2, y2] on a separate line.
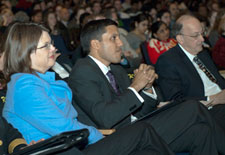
[140, 41, 153, 66]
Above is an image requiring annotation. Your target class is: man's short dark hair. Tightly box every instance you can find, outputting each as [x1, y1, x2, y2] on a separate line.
[80, 19, 118, 54]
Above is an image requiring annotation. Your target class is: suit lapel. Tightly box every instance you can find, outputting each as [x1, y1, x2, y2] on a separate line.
[175, 45, 205, 90]
[85, 57, 119, 94]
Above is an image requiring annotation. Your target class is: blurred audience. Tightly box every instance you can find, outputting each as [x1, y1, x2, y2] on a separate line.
[30, 9, 42, 23]
[157, 9, 171, 27]
[212, 17, 225, 70]
[126, 13, 149, 58]
[208, 9, 225, 47]
[147, 21, 177, 65]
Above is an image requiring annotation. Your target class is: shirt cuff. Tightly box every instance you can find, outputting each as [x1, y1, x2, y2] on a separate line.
[8, 138, 27, 154]
[128, 87, 144, 103]
[207, 96, 210, 101]
[142, 86, 157, 99]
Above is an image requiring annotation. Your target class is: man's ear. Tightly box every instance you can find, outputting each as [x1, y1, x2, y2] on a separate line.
[90, 40, 100, 50]
[176, 35, 183, 44]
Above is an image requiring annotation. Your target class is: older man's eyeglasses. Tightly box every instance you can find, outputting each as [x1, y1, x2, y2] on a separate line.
[37, 40, 54, 50]
[179, 31, 206, 39]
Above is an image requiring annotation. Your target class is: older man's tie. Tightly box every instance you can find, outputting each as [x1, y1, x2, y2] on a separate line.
[193, 56, 217, 84]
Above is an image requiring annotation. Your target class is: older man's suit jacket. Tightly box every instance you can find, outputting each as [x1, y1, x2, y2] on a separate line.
[68, 56, 159, 129]
[156, 45, 225, 101]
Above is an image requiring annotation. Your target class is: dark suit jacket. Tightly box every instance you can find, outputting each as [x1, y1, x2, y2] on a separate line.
[57, 21, 76, 51]
[0, 117, 27, 154]
[68, 57, 159, 129]
[155, 44, 225, 101]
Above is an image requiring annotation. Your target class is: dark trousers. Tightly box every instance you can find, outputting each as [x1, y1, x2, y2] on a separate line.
[143, 100, 219, 155]
[58, 122, 174, 155]
[210, 104, 225, 130]
[202, 104, 225, 155]
[83, 122, 174, 155]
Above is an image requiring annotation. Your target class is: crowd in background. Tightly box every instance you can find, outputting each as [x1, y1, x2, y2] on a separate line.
[0, 0, 225, 154]
[0, 0, 225, 71]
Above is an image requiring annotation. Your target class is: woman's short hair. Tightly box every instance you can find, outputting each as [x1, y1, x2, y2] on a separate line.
[130, 13, 148, 30]
[151, 21, 167, 37]
[157, 9, 170, 20]
[3, 22, 48, 81]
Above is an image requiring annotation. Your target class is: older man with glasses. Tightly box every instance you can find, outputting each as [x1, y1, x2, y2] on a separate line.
[156, 14, 225, 154]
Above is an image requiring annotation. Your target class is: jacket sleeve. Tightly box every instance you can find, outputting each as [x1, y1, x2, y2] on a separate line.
[2, 117, 27, 154]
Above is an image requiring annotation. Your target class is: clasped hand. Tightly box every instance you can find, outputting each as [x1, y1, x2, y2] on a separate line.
[130, 64, 158, 92]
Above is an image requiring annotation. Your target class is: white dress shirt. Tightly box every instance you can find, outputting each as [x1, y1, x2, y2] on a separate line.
[179, 44, 221, 97]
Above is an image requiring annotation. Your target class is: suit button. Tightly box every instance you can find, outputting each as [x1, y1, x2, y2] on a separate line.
[0, 140, 2, 146]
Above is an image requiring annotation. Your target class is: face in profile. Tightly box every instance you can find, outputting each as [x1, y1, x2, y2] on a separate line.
[97, 25, 123, 66]
[47, 13, 57, 27]
[149, 8, 157, 21]
[136, 19, 148, 34]
[179, 18, 204, 55]
[154, 23, 169, 41]
[161, 12, 171, 26]
[32, 12, 42, 23]
[30, 31, 57, 73]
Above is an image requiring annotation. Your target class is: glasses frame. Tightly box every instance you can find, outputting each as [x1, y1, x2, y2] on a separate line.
[37, 40, 54, 50]
[179, 31, 206, 39]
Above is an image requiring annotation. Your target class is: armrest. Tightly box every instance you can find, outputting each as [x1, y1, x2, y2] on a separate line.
[98, 129, 116, 135]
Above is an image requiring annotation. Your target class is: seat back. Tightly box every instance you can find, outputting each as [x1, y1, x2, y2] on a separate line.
[140, 41, 153, 66]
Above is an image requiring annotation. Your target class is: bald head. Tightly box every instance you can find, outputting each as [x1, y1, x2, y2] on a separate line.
[177, 15, 195, 24]
[174, 15, 204, 55]
[172, 15, 198, 35]
[177, 15, 200, 31]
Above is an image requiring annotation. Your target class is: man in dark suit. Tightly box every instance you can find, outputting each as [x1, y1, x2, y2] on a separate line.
[68, 19, 223, 154]
[57, 7, 76, 51]
[155, 15, 225, 130]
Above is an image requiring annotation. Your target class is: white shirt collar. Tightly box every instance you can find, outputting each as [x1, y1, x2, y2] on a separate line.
[88, 55, 111, 75]
[61, 20, 68, 27]
[178, 44, 196, 62]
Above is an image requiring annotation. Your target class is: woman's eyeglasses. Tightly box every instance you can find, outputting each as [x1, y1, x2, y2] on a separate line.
[37, 40, 54, 50]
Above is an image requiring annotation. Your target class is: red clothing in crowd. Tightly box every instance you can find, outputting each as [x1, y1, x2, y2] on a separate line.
[16, 0, 32, 10]
[147, 38, 177, 64]
[212, 35, 225, 69]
